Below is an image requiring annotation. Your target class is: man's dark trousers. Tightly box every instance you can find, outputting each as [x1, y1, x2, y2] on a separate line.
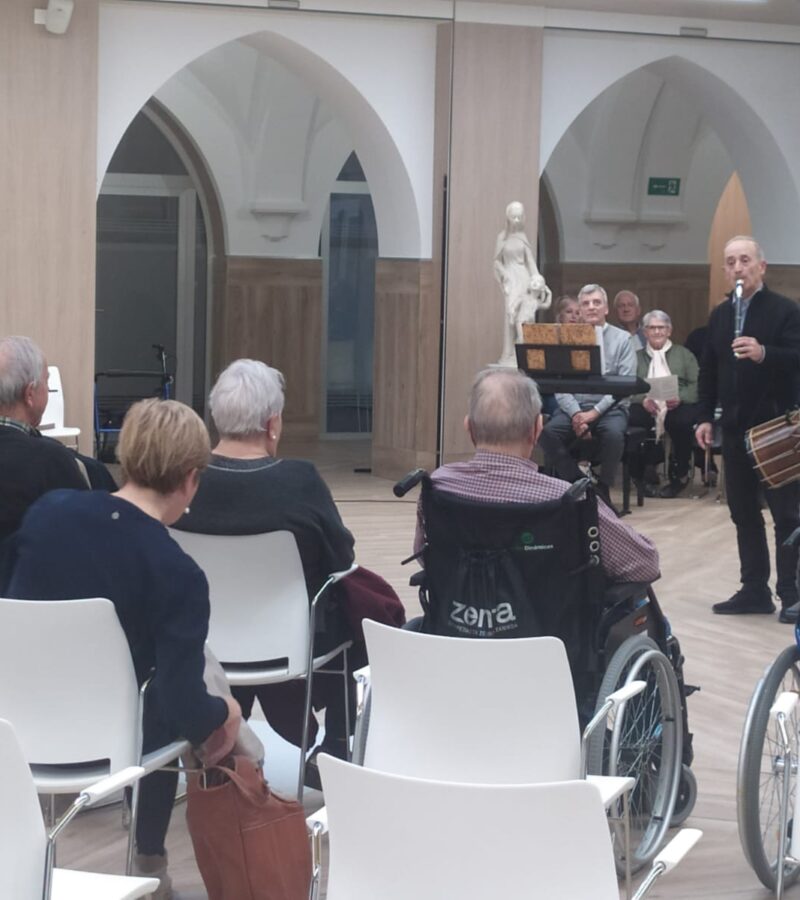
[723, 428, 800, 602]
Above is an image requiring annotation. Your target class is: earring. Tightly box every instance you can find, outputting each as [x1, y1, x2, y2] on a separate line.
[270, 433, 276, 440]
[185, 507, 191, 515]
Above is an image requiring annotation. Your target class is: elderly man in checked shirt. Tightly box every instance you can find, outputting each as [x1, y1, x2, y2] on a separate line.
[415, 368, 659, 584]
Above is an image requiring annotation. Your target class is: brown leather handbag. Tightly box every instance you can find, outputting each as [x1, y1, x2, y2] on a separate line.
[186, 756, 311, 900]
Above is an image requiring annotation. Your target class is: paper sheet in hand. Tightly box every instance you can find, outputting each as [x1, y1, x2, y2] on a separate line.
[646, 374, 679, 402]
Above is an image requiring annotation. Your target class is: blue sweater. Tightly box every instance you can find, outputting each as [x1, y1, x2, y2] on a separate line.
[3, 490, 227, 746]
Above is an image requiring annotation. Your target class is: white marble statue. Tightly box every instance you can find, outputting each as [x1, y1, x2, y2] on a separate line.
[494, 201, 552, 366]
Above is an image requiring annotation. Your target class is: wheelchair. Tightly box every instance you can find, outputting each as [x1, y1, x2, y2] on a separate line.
[393, 469, 697, 874]
[737, 635, 800, 896]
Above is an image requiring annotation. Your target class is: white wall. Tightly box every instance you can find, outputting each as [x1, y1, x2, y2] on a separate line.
[541, 29, 800, 263]
[98, 1, 438, 258]
[544, 64, 734, 263]
[155, 48, 355, 258]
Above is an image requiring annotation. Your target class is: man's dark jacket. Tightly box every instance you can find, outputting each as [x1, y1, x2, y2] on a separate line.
[698, 284, 800, 432]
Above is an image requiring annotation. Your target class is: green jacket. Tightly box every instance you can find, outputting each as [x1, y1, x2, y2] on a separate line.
[631, 343, 699, 405]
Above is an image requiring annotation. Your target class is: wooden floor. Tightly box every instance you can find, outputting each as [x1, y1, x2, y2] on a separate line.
[58, 438, 796, 898]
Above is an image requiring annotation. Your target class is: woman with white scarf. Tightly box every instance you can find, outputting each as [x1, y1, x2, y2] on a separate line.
[629, 310, 700, 498]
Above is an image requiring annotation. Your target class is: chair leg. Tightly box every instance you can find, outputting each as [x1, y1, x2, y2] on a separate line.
[44, 793, 55, 828]
[623, 790, 631, 900]
[298, 667, 316, 802]
[621, 461, 631, 515]
[342, 645, 351, 762]
[126, 780, 140, 874]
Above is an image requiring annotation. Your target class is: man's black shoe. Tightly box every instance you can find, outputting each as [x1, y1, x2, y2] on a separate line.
[779, 601, 800, 624]
[659, 477, 689, 499]
[712, 590, 775, 615]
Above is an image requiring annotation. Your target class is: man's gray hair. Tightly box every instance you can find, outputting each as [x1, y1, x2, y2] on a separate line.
[642, 309, 672, 328]
[578, 284, 608, 304]
[468, 368, 541, 445]
[613, 290, 640, 309]
[209, 358, 285, 436]
[725, 235, 764, 261]
[0, 336, 45, 408]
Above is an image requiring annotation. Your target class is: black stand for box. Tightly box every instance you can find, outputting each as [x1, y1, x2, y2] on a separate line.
[515, 344, 652, 515]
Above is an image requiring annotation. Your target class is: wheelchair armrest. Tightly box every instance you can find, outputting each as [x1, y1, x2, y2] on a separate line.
[603, 581, 651, 607]
[409, 570, 426, 588]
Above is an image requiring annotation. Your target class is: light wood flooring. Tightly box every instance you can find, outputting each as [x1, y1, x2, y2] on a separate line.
[58, 438, 797, 898]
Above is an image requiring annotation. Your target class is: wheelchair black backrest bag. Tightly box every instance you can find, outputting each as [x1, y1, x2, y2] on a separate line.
[419, 480, 604, 673]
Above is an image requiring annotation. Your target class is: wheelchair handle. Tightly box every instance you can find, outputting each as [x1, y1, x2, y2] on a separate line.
[564, 476, 592, 500]
[393, 468, 426, 498]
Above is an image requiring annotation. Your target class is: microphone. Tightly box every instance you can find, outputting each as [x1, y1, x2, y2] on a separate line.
[734, 279, 745, 340]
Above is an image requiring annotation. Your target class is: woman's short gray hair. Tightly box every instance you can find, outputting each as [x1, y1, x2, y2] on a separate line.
[209, 359, 285, 436]
[0, 336, 45, 409]
[642, 310, 672, 329]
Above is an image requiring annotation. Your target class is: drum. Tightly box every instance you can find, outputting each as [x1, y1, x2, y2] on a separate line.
[745, 410, 800, 488]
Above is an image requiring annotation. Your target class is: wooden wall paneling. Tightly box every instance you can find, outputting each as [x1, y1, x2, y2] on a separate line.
[372, 260, 438, 478]
[557, 262, 711, 343]
[0, 1, 99, 452]
[220, 257, 322, 437]
[443, 23, 543, 462]
[414, 260, 439, 459]
[707, 172, 752, 310]
[762, 265, 800, 303]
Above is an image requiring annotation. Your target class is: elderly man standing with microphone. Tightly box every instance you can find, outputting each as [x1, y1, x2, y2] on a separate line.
[696, 236, 800, 622]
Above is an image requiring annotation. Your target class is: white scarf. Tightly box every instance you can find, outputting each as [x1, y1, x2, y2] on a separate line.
[646, 339, 673, 440]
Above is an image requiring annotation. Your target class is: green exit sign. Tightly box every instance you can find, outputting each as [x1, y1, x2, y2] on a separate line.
[648, 177, 680, 196]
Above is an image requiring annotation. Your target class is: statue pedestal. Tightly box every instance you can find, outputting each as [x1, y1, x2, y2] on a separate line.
[491, 358, 518, 370]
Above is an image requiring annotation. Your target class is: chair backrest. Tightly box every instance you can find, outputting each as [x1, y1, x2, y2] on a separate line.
[418, 478, 604, 680]
[319, 755, 619, 900]
[0, 719, 47, 900]
[0, 598, 139, 771]
[41, 365, 65, 429]
[169, 530, 311, 675]
[361, 621, 581, 783]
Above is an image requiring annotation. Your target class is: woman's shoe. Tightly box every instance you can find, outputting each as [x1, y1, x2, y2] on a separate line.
[132, 851, 172, 900]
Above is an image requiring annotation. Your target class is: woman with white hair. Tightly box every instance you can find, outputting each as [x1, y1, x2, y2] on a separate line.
[629, 310, 700, 498]
[174, 359, 363, 787]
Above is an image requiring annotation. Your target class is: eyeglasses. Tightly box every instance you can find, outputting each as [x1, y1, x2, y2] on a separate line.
[645, 325, 669, 332]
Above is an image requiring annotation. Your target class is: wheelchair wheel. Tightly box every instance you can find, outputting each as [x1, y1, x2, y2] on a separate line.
[670, 764, 697, 827]
[586, 634, 682, 874]
[737, 644, 800, 891]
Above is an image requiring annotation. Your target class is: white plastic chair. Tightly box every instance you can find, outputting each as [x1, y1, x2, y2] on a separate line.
[0, 718, 159, 900]
[352, 623, 643, 893]
[309, 755, 701, 900]
[355, 623, 636, 789]
[40, 366, 80, 447]
[0, 598, 189, 873]
[169, 529, 356, 798]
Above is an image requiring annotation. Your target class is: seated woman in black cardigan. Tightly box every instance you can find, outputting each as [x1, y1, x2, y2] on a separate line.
[174, 358, 367, 788]
[3, 399, 240, 900]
